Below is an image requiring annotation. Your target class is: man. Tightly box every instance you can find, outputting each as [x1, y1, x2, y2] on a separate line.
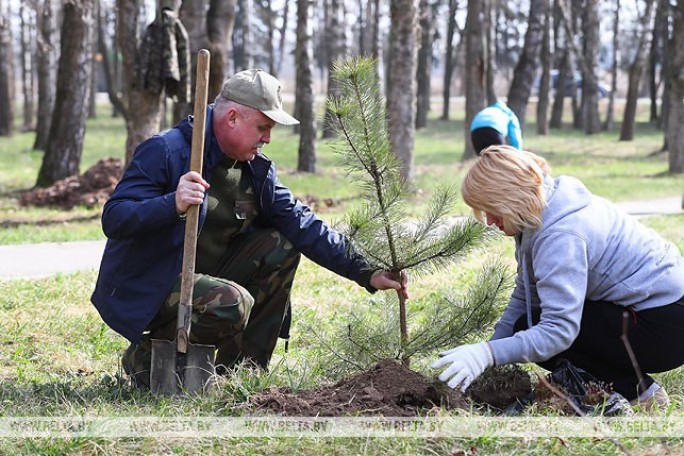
[470, 100, 523, 155]
[91, 69, 408, 387]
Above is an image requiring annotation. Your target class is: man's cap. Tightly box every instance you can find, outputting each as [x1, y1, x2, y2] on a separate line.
[220, 69, 299, 126]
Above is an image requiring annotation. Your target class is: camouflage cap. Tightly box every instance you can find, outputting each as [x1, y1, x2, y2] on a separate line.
[220, 69, 299, 126]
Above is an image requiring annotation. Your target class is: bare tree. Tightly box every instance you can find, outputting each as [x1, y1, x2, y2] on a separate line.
[536, 0, 552, 135]
[484, 0, 497, 104]
[20, 3, 36, 132]
[0, 0, 15, 137]
[322, 0, 346, 139]
[415, 0, 435, 129]
[275, 0, 290, 76]
[36, 0, 94, 187]
[506, 0, 546, 129]
[234, 0, 254, 71]
[32, 0, 57, 150]
[619, 0, 656, 141]
[176, 0, 236, 122]
[463, 0, 485, 160]
[387, 0, 418, 180]
[440, 0, 460, 120]
[648, 0, 667, 126]
[580, 0, 601, 134]
[296, 0, 317, 173]
[667, 0, 684, 173]
[603, 0, 620, 131]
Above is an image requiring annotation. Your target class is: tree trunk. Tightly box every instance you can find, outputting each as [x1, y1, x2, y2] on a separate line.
[667, 0, 684, 173]
[33, 0, 57, 150]
[619, 0, 656, 141]
[296, 0, 316, 173]
[440, 0, 459, 121]
[506, 0, 546, 129]
[603, 0, 619, 131]
[36, 0, 94, 187]
[275, 0, 290, 77]
[484, 0, 497, 104]
[536, 0, 552, 135]
[176, 0, 236, 123]
[549, 0, 565, 129]
[415, 0, 434, 129]
[649, 0, 667, 126]
[322, 0, 346, 139]
[0, 0, 15, 137]
[581, 0, 600, 134]
[20, 3, 35, 132]
[463, 0, 484, 160]
[236, 0, 254, 71]
[388, 0, 417, 180]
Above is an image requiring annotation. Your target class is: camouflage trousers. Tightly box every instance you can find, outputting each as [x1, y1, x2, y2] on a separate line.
[123, 229, 301, 386]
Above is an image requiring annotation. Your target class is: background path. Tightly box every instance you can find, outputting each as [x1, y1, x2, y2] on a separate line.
[0, 196, 681, 281]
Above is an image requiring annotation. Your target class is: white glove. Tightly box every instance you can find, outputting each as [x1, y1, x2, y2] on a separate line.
[431, 342, 494, 392]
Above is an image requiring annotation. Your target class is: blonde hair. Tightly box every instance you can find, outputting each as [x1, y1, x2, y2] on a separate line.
[461, 145, 551, 232]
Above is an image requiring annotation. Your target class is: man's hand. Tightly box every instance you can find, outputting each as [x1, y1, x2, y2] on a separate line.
[175, 171, 210, 215]
[370, 270, 409, 300]
[431, 342, 494, 392]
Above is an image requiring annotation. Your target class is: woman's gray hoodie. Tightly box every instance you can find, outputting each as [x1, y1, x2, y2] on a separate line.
[488, 174, 684, 366]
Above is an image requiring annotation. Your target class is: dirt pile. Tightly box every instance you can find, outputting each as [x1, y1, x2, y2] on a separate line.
[250, 359, 467, 416]
[19, 157, 124, 209]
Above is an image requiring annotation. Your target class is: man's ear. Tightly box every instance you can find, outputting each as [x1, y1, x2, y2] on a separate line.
[225, 107, 239, 127]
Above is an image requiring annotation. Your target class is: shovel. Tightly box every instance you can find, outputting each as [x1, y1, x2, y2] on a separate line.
[150, 49, 216, 395]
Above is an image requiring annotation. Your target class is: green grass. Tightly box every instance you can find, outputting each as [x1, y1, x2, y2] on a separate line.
[0, 100, 683, 454]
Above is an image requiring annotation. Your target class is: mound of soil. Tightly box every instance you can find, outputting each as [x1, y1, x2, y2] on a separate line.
[250, 359, 467, 416]
[19, 157, 124, 209]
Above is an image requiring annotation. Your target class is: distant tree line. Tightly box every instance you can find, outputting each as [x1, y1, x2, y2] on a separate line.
[0, 0, 682, 188]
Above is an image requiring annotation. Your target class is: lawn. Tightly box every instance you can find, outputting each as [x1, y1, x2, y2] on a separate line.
[0, 99, 683, 454]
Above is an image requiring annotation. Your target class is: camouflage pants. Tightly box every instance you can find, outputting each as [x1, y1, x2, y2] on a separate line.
[123, 229, 300, 385]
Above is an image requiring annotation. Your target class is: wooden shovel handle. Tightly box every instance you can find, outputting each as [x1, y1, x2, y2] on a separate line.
[177, 49, 211, 353]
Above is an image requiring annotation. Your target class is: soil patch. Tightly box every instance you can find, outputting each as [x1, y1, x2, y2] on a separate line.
[250, 359, 467, 416]
[19, 157, 124, 210]
[465, 365, 533, 411]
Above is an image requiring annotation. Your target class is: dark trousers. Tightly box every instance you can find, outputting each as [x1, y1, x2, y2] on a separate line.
[514, 296, 684, 400]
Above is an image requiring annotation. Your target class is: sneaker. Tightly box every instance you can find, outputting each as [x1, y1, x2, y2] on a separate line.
[630, 385, 670, 413]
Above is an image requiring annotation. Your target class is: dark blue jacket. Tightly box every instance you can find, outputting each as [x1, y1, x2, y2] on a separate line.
[91, 107, 374, 343]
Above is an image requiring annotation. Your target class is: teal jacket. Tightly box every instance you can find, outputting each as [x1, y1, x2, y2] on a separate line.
[91, 107, 374, 343]
[470, 101, 523, 150]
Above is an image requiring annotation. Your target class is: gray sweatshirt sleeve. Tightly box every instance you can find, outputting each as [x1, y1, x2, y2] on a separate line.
[490, 273, 527, 340]
[488, 231, 588, 365]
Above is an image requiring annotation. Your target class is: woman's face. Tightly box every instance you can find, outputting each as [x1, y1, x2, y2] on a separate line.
[485, 212, 518, 236]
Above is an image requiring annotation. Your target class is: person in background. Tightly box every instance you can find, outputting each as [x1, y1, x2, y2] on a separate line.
[433, 145, 684, 411]
[91, 69, 408, 387]
[470, 101, 523, 155]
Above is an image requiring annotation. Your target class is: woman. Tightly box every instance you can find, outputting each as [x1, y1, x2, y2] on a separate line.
[432, 145, 684, 410]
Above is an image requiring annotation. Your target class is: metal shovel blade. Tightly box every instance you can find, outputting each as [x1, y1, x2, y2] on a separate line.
[150, 338, 217, 395]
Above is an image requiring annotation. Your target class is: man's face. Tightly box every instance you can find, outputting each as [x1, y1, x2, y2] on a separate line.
[214, 106, 276, 162]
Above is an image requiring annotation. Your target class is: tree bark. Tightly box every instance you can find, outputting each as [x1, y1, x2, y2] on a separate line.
[322, 0, 346, 139]
[296, 0, 317, 173]
[667, 0, 684, 173]
[484, 0, 497, 104]
[619, 0, 656, 141]
[0, 0, 15, 137]
[33, 0, 57, 150]
[20, 3, 35, 132]
[506, 0, 546, 129]
[581, 0, 600, 134]
[415, 0, 434, 129]
[536, 0, 552, 135]
[649, 0, 667, 126]
[440, 0, 459, 121]
[388, 0, 417, 180]
[36, 0, 94, 187]
[603, 0, 619, 131]
[463, 0, 485, 160]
